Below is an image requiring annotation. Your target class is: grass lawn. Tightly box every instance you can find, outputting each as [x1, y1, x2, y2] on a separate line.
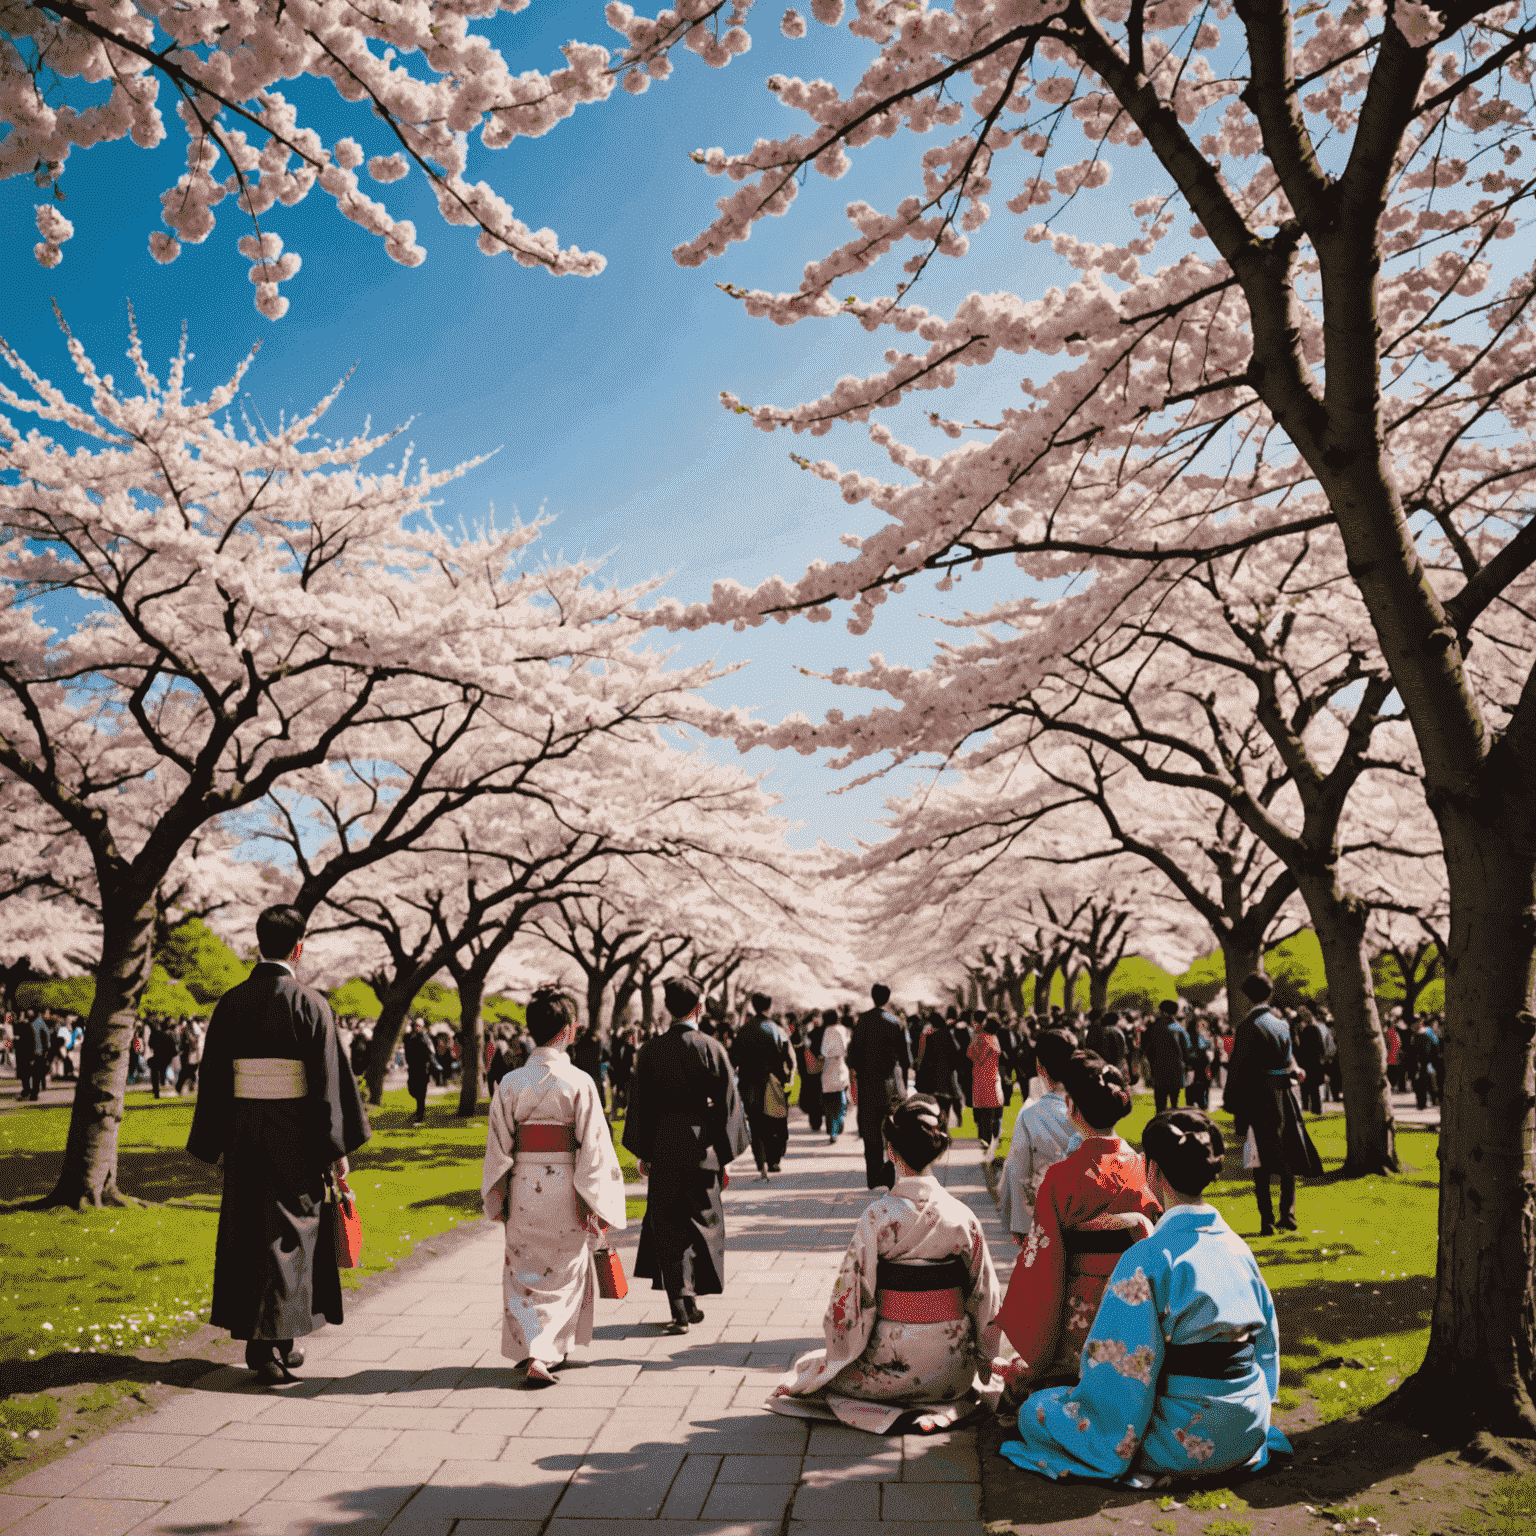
[0, 1091, 644, 1372]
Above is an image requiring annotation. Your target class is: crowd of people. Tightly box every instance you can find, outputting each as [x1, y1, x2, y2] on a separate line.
[6, 935, 1444, 1486]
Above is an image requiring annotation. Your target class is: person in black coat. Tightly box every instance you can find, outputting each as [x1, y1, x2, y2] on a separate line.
[403, 1019, 434, 1124]
[1224, 972, 1322, 1236]
[625, 980, 750, 1332]
[730, 993, 795, 1177]
[187, 904, 372, 1383]
[847, 983, 912, 1190]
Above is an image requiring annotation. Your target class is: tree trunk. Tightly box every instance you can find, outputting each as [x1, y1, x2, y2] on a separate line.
[641, 975, 655, 1035]
[1220, 937, 1262, 1034]
[46, 895, 156, 1207]
[585, 971, 605, 1035]
[1392, 811, 1536, 1437]
[1064, 964, 1083, 1011]
[456, 972, 484, 1118]
[1089, 964, 1112, 1014]
[365, 970, 432, 1105]
[1300, 879, 1397, 1176]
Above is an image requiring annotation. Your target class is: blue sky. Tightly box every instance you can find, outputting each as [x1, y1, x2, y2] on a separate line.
[0, 6, 1138, 849]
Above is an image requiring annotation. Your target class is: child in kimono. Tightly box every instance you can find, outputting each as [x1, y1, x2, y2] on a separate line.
[997, 1053, 1161, 1411]
[481, 989, 627, 1387]
[767, 1094, 1004, 1434]
[997, 1029, 1081, 1243]
[1000, 1108, 1291, 1483]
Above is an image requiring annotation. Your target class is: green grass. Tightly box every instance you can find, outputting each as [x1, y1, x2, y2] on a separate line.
[1481, 1472, 1536, 1536]
[0, 1091, 640, 1367]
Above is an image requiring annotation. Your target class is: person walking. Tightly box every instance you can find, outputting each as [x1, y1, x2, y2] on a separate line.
[403, 1019, 434, 1125]
[1295, 1012, 1328, 1116]
[729, 992, 795, 1178]
[848, 983, 912, 1190]
[147, 1018, 177, 1099]
[1143, 999, 1191, 1114]
[799, 1013, 824, 1134]
[15, 1009, 47, 1100]
[1184, 1017, 1216, 1110]
[624, 979, 750, 1333]
[480, 988, 626, 1387]
[968, 1017, 1005, 1152]
[1224, 972, 1323, 1236]
[187, 904, 372, 1384]
[914, 1007, 963, 1128]
[176, 1020, 203, 1096]
[817, 1006, 851, 1142]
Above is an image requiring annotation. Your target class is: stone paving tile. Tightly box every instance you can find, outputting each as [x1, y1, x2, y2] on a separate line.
[701, 1480, 797, 1520]
[118, 1392, 271, 1436]
[715, 1452, 803, 1482]
[799, 1452, 903, 1484]
[0, 1497, 48, 1534]
[298, 1428, 402, 1472]
[66, 1467, 212, 1504]
[789, 1524, 986, 1536]
[550, 1448, 685, 1519]
[451, 1523, 544, 1536]
[899, 1438, 979, 1481]
[790, 1479, 881, 1519]
[8, 1460, 108, 1497]
[223, 1501, 386, 1536]
[7, 1497, 160, 1536]
[211, 1419, 340, 1445]
[262, 1470, 421, 1512]
[353, 1405, 468, 1433]
[880, 1480, 981, 1519]
[520, 1408, 614, 1439]
[546, 1524, 776, 1536]
[164, 1438, 316, 1472]
[122, 1468, 286, 1530]
[257, 1400, 369, 1429]
[658, 1453, 721, 1519]
[455, 1408, 539, 1436]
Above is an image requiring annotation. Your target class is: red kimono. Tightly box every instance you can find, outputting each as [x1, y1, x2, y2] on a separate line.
[998, 1135, 1161, 1383]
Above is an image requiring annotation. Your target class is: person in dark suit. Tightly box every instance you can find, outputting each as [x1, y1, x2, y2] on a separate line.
[187, 904, 371, 1384]
[403, 1019, 434, 1124]
[1224, 972, 1322, 1236]
[15, 1010, 49, 1100]
[729, 993, 794, 1178]
[848, 983, 912, 1190]
[625, 979, 750, 1333]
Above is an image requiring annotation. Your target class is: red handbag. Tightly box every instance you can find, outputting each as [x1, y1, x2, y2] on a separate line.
[593, 1245, 628, 1300]
[333, 1175, 363, 1269]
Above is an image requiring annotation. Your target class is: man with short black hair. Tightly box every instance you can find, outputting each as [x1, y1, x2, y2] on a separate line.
[188, 903, 372, 1384]
[625, 980, 750, 1332]
[848, 983, 912, 1190]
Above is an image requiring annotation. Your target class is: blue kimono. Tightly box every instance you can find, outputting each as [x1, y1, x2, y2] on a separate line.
[1000, 1204, 1291, 1485]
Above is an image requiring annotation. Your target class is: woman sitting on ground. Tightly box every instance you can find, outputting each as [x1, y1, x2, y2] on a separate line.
[767, 1094, 1003, 1435]
[1000, 1108, 1291, 1483]
[997, 1052, 1161, 1408]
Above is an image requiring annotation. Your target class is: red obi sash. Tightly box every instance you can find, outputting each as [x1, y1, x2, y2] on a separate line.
[516, 1123, 577, 1154]
[874, 1256, 969, 1324]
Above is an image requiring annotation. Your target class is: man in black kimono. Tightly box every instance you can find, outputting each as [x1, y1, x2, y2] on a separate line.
[848, 983, 911, 1190]
[188, 904, 371, 1384]
[729, 992, 794, 1179]
[624, 979, 750, 1334]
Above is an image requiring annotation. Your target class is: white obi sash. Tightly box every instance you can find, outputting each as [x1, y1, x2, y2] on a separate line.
[233, 1057, 308, 1100]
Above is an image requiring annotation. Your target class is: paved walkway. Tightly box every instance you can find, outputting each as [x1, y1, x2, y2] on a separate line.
[1, 1122, 1009, 1536]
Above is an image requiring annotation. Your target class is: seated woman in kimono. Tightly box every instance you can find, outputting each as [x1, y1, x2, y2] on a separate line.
[767, 1094, 1003, 1435]
[997, 1053, 1161, 1411]
[1000, 1109, 1291, 1484]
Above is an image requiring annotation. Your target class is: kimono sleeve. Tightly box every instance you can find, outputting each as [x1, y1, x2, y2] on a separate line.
[186, 1000, 234, 1164]
[780, 1202, 881, 1399]
[481, 1083, 516, 1221]
[997, 1160, 1070, 1375]
[998, 1131, 1036, 1238]
[1251, 1259, 1281, 1402]
[1073, 1246, 1166, 1475]
[304, 991, 372, 1163]
[963, 1211, 1004, 1369]
[572, 1069, 628, 1229]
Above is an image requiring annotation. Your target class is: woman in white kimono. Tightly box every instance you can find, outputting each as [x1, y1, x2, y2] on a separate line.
[768, 1095, 1003, 1434]
[1000, 1108, 1292, 1485]
[481, 989, 627, 1387]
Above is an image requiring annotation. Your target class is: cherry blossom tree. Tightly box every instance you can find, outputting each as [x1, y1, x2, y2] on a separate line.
[2, 0, 758, 313]
[628, 0, 1536, 1430]
[0, 318, 723, 1204]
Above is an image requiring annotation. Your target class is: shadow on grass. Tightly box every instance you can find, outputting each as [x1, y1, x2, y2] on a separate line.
[0, 1146, 223, 1205]
[979, 1412, 1471, 1526]
[0, 1349, 218, 1397]
[1273, 1275, 1432, 1380]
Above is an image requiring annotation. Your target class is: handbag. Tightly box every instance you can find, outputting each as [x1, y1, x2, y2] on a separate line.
[332, 1173, 363, 1268]
[764, 1076, 789, 1119]
[593, 1245, 629, 1300]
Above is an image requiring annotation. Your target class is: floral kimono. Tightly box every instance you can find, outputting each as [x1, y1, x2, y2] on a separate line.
[767, 1173, 1003, 1434]
[1000, 1204, 1291, 1484]
[997, 1088, 1081, 1240]
[481, 1045, 628, 1366]
[999, 1135, 1161, 1383]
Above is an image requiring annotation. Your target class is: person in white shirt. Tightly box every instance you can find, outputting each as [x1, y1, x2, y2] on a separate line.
[481, 988, 627, 1387]
[997, 1028, 1081, 1243]
[816, 1007, 851, 1142]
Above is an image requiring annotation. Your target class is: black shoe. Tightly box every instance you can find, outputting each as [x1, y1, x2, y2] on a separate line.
[1258, 1223, 1275, 1237]
[768, 1165, 781, 1173]
[283, 1348, 305, 1369]
[665, 1301, 692, 1334]
[1277, 1217, 1298, 1232]
[683, 1300, 704, 1324]
[252, 1360, 298, 1386]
